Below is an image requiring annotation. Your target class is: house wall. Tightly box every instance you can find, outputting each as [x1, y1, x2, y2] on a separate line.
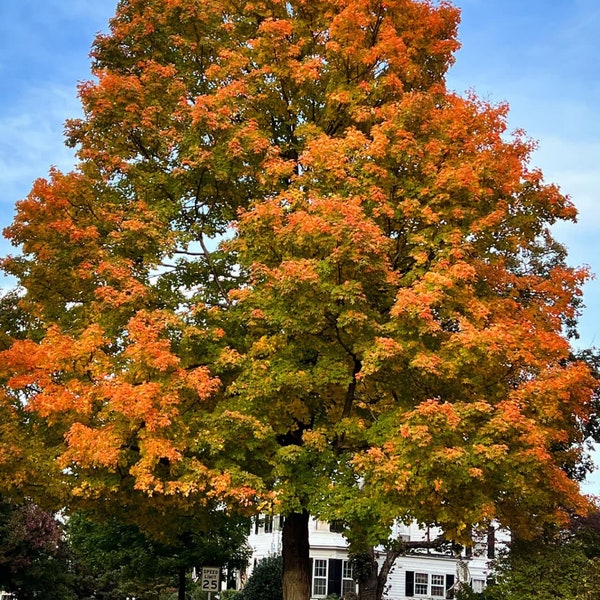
[247, 515, 503, 599]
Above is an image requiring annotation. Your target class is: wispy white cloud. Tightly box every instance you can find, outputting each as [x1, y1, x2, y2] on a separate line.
[0, 84, 81, 205]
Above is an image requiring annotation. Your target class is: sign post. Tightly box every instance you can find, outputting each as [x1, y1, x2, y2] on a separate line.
[201, 566, 220, 600]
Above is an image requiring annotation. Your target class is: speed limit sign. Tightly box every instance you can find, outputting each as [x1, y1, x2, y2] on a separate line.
[201, 567, 220, 593]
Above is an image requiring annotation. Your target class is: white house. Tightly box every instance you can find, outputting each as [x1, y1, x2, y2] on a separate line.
[246, 515, 503, 599]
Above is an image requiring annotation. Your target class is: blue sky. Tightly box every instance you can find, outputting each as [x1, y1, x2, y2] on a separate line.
[0, 1, 599, 492]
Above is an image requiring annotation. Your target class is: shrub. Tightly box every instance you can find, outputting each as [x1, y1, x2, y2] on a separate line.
[238, 556, 282, 600]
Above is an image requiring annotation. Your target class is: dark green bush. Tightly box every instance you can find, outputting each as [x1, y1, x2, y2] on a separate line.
[238, 556, 282, 600]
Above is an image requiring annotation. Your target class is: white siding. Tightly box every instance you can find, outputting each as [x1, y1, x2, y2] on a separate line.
[247, 515, 507, 599]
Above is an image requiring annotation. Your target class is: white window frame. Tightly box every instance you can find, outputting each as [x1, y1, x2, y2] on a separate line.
[414, 572, 446, 598]
[342, 560, 356, 596]
[313, 559, 328, 597]
[415, 572, 429, 595]
[431, 574, 445, 597]
[263, 515, 273, 533]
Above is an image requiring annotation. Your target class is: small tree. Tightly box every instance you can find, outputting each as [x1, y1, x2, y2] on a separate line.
[68, 510, 251, 600]
[482, 509, 600, 600]
[0, 498, 75, 600]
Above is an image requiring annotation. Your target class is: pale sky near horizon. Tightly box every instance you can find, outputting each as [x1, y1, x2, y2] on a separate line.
[0, 1, 599, 493]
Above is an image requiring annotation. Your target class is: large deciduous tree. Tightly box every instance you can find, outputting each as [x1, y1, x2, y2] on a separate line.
[0, 1, 596, 600]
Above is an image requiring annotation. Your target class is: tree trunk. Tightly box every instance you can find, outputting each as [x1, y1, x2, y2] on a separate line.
[356, 548, 400, 600]
[357, 553, 379, 600]
[356, 537, 449, 600]
[282, 510, 311, 600]
[178, 565, 186, 600]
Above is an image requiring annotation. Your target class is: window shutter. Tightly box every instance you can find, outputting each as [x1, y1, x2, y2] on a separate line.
[405, 571, 414, 597]
[487, 525, 496, 559]
[328, 559, 343, 597]
[445, 574, 455, 599]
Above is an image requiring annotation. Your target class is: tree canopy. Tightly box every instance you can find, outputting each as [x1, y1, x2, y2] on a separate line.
[0, 1, 596, 598]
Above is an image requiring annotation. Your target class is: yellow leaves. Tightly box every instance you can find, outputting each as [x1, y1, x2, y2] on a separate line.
[250, 335, 278, 359]
[473, 443, 509, 462]
[359, 336, 406, 378]
[302, 429, 328, 452]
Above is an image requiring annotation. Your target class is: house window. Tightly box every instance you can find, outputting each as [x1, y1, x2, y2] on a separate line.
[329, 520, 345, 533]
[342, 560, 356, 595]
[408, 572, 448, 598]
[415, 573, 429, 595]
[313, 559, 327, 596]
[431, 574, 445, 597]
[253, 514, 275, 534]
[264, 515, 273, 534]
[472, 579, 485, 593]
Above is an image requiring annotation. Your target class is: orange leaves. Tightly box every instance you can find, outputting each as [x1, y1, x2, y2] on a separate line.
[185, 366, 221, 400]
[75, 60, 189, 167]
[129, 436, 184, 493]
[266, 259, 320, 290]
[4, 169, 101, 280]
[239, 190, 392, 287]
[0, 302, 225, 503]
[257, 16, 294, 38]
[414, 399, 461, 430]
[302, 429, 328, 452]
[124, 311, 180, 372]
[351, 382, 593, 540]
[2, 324, 109, 419]
[94, 260, 150, 308]
[324, 0, 458, 92]
[105, 381, 174, 431]
[62, 423, 121, 469]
